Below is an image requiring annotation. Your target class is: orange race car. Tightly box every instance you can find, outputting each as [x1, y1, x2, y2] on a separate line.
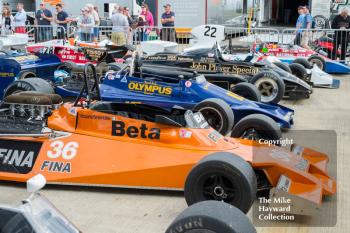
[0, 72, 336, 215]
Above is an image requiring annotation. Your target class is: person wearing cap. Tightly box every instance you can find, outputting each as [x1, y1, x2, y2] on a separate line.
[35, 2, 53, 42]
[13, 3, 27, 34]
[294, 6, 305, 46]
[301, 5, 313, 49]
[77, 7, 94, 42]
[331, 8, 350, 61]
[161, 3, 175, 42]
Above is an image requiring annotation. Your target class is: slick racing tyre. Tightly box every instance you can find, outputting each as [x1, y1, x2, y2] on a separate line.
[166, 201, 256, 233]
[308, 55, 326, 71]
[289, 63, 309, 82]
[230, 82, 261, 102]
[18, 71, 37, 80]
[184, 152, 257, 214]
[273, 61, 292, 73]
[4, 78, 54, 97]
[292, 58, 313, 69]
[231, 114, 282, 144]
[194, 98, 234, 136]
[250, 71, 285, 104]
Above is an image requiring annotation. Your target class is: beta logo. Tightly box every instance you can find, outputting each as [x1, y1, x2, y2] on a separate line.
[128, 82, 172, 96]
[112, 121, 161, 140]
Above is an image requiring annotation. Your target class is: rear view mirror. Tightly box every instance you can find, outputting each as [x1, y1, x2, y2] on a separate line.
[26, 174, 46, 193]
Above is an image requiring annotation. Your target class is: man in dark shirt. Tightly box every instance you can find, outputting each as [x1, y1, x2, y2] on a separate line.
[160, 3, 176, 42]
[55, 4, 69, 39]
[35, 2, 53, 42]
[331, 8, 350, 61]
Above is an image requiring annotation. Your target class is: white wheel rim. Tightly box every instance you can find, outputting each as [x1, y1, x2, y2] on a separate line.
[254, 77, 278, 103]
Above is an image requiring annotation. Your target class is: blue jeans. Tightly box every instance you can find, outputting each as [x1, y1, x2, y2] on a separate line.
[80, 32, 92, 42]
[93, 27, 99, 39]
[37, 27, 52, 42]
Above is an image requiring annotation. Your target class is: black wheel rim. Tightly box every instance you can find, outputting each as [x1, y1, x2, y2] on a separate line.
[200, 107, 224, 133]
[201, 173, 236, 203]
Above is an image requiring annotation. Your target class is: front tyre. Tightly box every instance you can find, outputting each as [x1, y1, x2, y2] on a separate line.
[289, 63, 309, 82]
[194, 98, 234, 135]
[230, 82, 261, 102]
[250, 71, 285, 104]
[166, 201, 256, 233]
[184, 152, 257, 214]
[231, 114, 282, 144]
[308, 55, 326, 71]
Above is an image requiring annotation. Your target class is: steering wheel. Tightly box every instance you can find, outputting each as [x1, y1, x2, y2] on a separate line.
[73, 63, 101, 107]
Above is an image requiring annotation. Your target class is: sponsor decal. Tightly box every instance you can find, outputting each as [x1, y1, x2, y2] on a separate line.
[41, 141, 79, 173]
[185, 81, 192, 88]
[112, 121, 161, 139]
[107, 72, 115, 80]
[12, 55, 39, 62]
[0, 72, 15, 77]
[84, 48, 107, 62]
[208, 131, 222, 143]
[144, 55, 193, 62]
[179, 129, 192, 139]
[128, 81, 172, 96]
[190, 62, 259, 75]
[276, 175, 291, 192]
[0, 140, 42, 174]
[121, 76, 128, 83]
[80, 114, 111, 120]
[69, 107, 77, 116]
[227, 91, 244, 101]
[41, 161, 71, 173]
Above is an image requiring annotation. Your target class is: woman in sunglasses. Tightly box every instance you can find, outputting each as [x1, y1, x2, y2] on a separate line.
[140, 3, 154, 41]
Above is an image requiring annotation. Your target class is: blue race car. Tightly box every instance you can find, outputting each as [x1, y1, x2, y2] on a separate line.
[5, 53, 294, 140]
[0, 50, 61, 98]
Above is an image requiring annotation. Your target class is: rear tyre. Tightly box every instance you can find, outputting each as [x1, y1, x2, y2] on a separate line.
[250, 71, 285, 104]
[273, 61, 292, 73]
[230, 82, 261, 102]
[308, 55, 326, 71]
[194, 98, 234, 136]
[231, 114, 282, 144]
[292, 58, 313, 69]
[166, 201, 256, 233]
[289, 63, 309, 81]
[4, 78, 54, 97]
[184, 152, 257, 214]
[17, 71, 37, 80]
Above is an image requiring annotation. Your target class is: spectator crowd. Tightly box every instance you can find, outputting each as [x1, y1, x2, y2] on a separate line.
[0, 2, 176, 45]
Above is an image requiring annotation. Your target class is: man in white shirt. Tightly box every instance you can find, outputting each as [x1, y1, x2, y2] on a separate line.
[13, 3, 27, 33]
[86, 4, 100, 42]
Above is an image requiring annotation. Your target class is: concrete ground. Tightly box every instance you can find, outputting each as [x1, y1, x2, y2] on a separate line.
[1, 75, 349, 233]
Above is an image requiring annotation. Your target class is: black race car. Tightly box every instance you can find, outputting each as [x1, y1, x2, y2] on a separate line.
[141, 43, 312, 104]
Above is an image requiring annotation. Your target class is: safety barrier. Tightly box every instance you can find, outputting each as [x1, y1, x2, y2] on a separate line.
[281, 28, 350, 62]
[23, 25, 67, 43]
[19, 24, 350, 63]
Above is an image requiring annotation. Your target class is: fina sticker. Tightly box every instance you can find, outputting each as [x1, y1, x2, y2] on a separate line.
[179, 129, 192, 139]
[185, 81, 192, 88]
